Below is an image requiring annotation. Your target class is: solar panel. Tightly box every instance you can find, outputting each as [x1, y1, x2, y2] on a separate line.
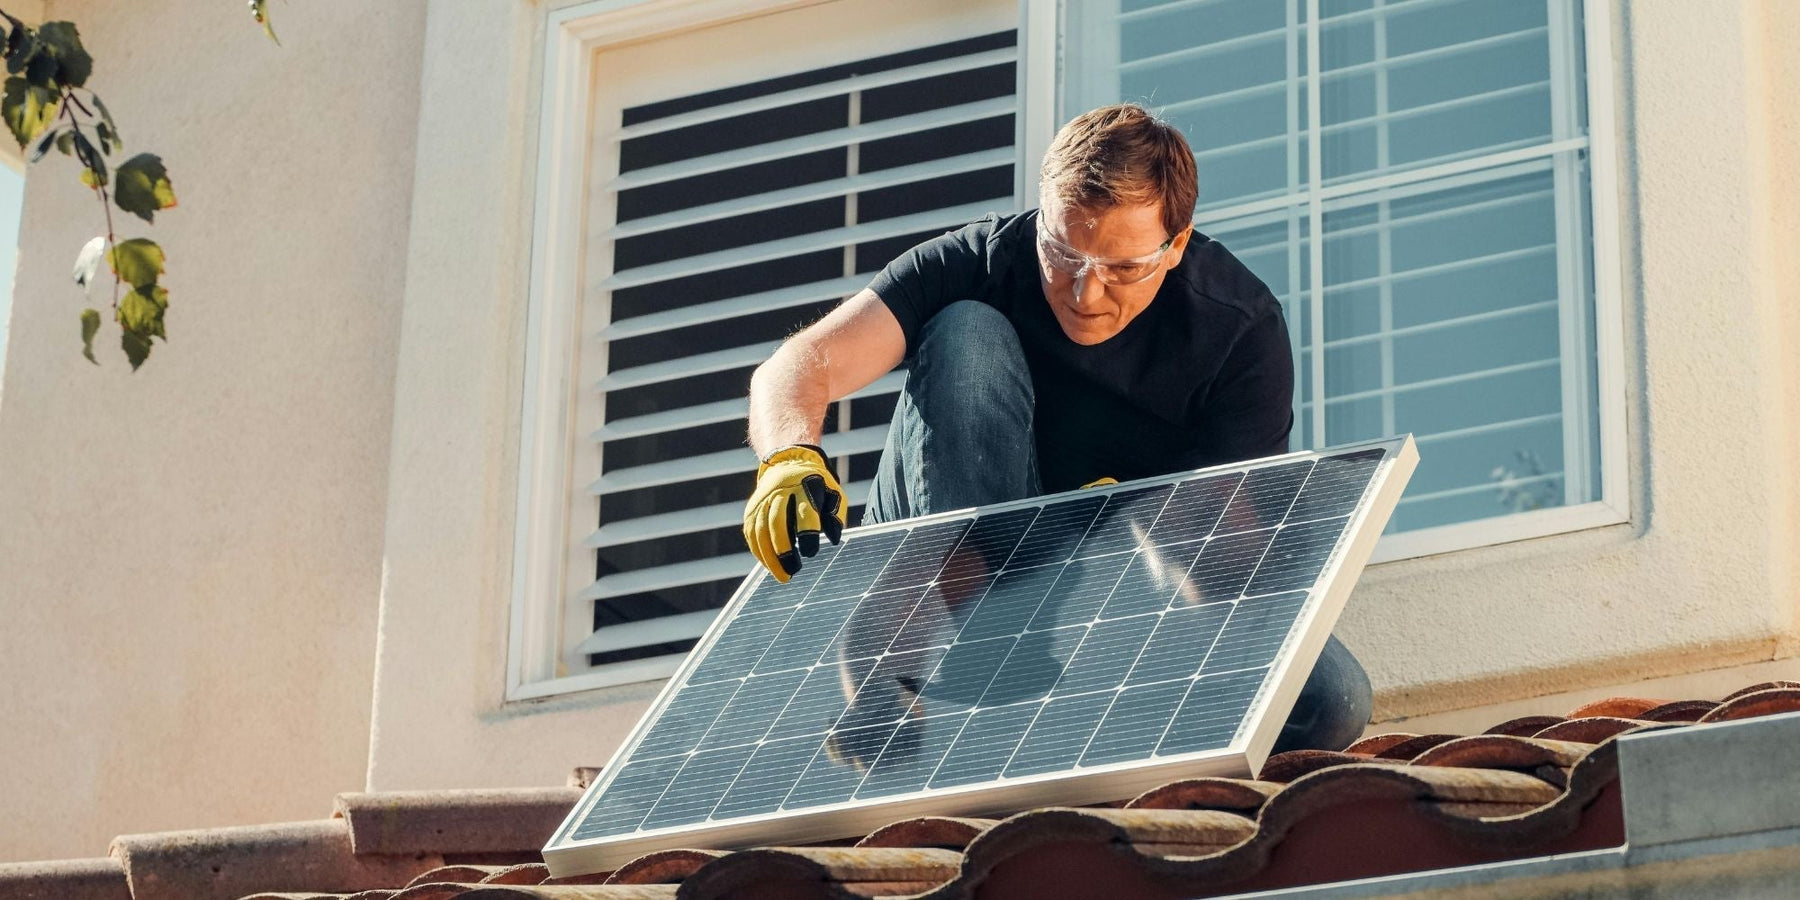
[544, 437, 1417, 876]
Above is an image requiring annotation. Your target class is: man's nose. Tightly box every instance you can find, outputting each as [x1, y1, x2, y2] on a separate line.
[1072, 267, 1105, 305]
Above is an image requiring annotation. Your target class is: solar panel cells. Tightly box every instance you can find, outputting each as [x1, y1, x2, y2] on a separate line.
[551, 438, 1414, 865]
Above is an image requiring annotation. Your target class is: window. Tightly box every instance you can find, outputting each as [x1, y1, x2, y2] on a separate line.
[513, 0, 1624, 697]
[1062, 0, 1625, 558]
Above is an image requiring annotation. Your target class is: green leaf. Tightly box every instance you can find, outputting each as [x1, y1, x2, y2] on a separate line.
[22, 45, 55, 87]
[80, 307, 100, 364]
[54, 130, 73, 155]
[91, 95, 121, 149]
[94, 120, 117, 154]
[27, 122, 55, 161]
[117, 283, 168, 336]
[2, 75, 60, 148]
[114, 154, 177, 223]
[1, 12, 24, 57]
[72, 130, 104, 186]
[108, 238, 163, 289]
[121, 328, 152, 370]
[6, 32, 38, 75]
[250, 0, 281, 45]
[35, 22, 91, 88]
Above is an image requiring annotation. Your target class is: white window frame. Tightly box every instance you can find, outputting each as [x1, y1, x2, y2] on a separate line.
[510, 0, 1629, 700]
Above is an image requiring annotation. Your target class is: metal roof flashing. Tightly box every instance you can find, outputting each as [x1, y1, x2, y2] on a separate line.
[1226, 710, 1800, 899]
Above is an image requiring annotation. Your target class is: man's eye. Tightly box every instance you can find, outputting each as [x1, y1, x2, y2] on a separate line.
[1110, 264, 1150, 280]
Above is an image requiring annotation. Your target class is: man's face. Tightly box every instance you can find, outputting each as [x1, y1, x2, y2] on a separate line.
[1035, 199, 1192, 345]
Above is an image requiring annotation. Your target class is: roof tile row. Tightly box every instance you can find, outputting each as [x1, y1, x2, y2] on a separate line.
[4, 681, 1796, 900]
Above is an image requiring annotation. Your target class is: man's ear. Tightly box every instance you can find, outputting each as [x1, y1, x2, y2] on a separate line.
[1162, 225, 1195, 270]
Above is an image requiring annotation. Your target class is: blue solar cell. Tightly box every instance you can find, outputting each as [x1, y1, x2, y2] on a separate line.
[1025, 551, 1132, 629]
[1216, 460, 1313, 534]
[1075, 484, 1175, 556]
[1080, 679, 1193, 767]
[953, 564, 1059, 643]
[1003, 691, 1116, 777]
[927, 701, 1041, 790]
[1125, 603, 1233, 686]
[1099, 541, 1208, 619]
[854, 711, 970, 799]
[695, 669, 805, 751]
[1005, 495, 1105, 568]
[570, 753, 687, 839]
[1053, 614, 1160, 694]
[1156, 668, 1269, 756]
[711, 737, 817, 820]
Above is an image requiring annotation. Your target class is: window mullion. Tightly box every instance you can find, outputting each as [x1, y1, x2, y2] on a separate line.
[1375, 0, 1396, 441]
[1548, 0, 1591, 506]
[1285, 0, 1305, 447]
[1305, 0, 1326, 451]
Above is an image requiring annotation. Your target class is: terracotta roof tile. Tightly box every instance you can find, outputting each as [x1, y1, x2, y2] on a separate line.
[1637, 698, 1717, 721]
[1529, 715, 1654, 743]
[1565, 696, 1668, 718]
[0, 857, 131, 900]
[1408, 734, 1592, 770]
[8, 682, 1797, 900]
[1698, 686, 1800, 721]
[1482, 713, 1566, 736]
[855, 817, 998, 849]
[1124, 777, 1281, 811]
[1718, 680, 1800, 702]
[601, 849, 723, 885]
[1339, 731, 1419, 755]
[1366, 732, 1461, 760]
[109, 819, 439, 900]
[335, 789, 583, 857]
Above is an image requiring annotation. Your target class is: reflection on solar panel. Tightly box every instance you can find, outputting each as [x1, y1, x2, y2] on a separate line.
[544, 437, 1417, 875]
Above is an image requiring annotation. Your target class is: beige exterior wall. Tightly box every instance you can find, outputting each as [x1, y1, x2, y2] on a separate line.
[0, 0, 426, 862]
[365, 0, 1800, 793]
[3, 0, 1795, 857]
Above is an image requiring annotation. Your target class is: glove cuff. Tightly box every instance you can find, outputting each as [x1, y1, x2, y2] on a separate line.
[759, 443, 829, 471]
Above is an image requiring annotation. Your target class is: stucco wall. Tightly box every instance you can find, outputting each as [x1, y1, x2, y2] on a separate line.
[0, 1, 426, 861]
[366, 0, 1800, 792]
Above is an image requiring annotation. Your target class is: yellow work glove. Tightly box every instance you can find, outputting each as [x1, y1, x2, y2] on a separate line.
[1082, 477, 1119, 489]
[744, 444, 845, 582]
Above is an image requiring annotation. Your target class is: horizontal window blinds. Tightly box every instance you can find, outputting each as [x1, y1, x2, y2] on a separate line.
[580, 31, 1021, 666]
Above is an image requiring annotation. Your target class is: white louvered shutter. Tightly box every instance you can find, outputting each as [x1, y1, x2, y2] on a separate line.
[571, 0, 1020, 672]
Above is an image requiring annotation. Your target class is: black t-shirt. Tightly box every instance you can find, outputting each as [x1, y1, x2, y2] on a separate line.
[868, 210, 1294, 493]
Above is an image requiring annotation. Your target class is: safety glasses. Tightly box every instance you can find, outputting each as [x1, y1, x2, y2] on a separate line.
[1035, 216, 1182, 286]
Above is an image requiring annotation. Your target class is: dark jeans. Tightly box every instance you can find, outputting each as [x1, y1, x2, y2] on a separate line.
[862, 301, 1372, 754]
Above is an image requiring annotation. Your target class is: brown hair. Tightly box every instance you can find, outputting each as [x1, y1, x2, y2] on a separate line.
[1039, 103, 1198, 238]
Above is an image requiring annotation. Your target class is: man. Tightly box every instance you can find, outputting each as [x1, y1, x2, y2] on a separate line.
[741, 104, 1371, 753]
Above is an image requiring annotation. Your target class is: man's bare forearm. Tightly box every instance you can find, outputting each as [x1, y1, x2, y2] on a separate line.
[746, 290, 909, 460]
[748, 340, 832, 458]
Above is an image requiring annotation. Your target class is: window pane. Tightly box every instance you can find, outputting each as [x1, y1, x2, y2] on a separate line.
[1206, 161, 1599, 533]
[1063, 0, 1603, 539]
[1065, 0, 1579, 216]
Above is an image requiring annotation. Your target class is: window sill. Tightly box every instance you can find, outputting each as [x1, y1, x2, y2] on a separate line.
[1369, 499, 1631, 565]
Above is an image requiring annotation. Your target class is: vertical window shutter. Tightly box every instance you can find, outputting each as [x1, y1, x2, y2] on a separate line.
[576, 31, 1021, 665]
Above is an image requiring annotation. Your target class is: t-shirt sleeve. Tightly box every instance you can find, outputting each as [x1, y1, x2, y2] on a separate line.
[866, 216, 997, 356]
[1195, 300, 1295, 465]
